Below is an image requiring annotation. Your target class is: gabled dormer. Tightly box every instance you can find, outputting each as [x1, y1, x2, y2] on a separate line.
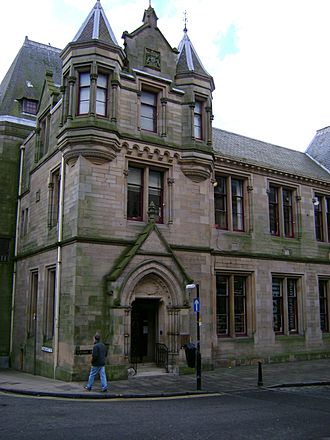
[122, 5, 178, 80]
[34, 71, 61, 162]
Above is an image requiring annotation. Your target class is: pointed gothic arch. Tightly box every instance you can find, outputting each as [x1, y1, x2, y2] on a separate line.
[120, 259, 187, 308]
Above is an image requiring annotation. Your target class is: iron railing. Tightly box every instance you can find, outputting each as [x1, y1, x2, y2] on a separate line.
[155, 343, 169, 372]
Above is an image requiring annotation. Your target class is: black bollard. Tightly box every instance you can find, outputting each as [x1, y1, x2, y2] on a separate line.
[257, 361, 263, 386]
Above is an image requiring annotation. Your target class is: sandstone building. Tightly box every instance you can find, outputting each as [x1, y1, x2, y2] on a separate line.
[0, 1, 329, 380]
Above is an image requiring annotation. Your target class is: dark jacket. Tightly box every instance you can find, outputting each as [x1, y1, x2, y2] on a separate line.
[91, 341, 107, 367]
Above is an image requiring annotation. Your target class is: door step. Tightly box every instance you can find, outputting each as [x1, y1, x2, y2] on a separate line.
[129, 362, 168, 378]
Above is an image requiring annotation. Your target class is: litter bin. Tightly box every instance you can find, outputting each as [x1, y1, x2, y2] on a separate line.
[184, 343, 196, 368]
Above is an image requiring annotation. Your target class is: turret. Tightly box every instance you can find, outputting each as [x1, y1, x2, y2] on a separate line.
[58, 0, 125, 165]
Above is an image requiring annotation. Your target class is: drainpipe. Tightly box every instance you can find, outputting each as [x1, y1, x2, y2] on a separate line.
[9, 145, 25, 363]
[53, 155, 65, 378]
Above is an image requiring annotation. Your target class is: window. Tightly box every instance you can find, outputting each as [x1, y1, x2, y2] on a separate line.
[314, 194, 330, 242]
[78, 71, 109, 116]
[78, 72, 90, 115]
[39, 113, 50, 157]
[272, 277, 299, 334]
[268, 185, 295, 237]
[319, 279, 329, 333]
[216, 275, 247, 337]
[48, 168, 61, 228]
[22, 99, 38, 115]
[44, 267, 56, 340]
[140, 90, 157, 132]
[194, 101, 203, 139]
[232, 179, 244, 231]
[96, 73, 107, 116]
[283, 188, 294, 237]
[214, 175, 245, 231]
[269, 185, 279, 235]
[127, 165, 164, 223]
[127, 167, 143, 221]
[20, 208, 29, 237]
[0, 238, 10, 262]
[28, 271, 38, 336]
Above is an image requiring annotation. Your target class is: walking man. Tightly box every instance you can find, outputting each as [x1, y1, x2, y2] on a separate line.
[84, 333, 108, 392]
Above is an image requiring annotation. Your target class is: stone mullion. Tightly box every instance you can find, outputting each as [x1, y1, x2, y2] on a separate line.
[206, 106, 212, 145]
[278, 187, 285, 237]
[167, 177, 174, 225]
[321, 197, 328, 242]
[67, 75, 76, 120]
[59, 85, 66, 127]
[189, 103, 195, 140]
[247, 181, 254, 233]
[229, 275, 235, 337]
[160, 97, 167, 137]
[111, 80, 119, 122]
[89, 73, 97, 116]
[137, 91, 141, 130]
[227, 177, 233, 231]
[283, 279, 289, 335]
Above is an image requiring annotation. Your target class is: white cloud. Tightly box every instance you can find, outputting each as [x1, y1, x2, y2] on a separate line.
[1, 0, 330, 151]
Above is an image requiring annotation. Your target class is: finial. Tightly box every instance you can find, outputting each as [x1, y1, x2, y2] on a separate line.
[149, 0, 152, 7]
[183, 10, 188, 33]
[148, 201, 158, 223]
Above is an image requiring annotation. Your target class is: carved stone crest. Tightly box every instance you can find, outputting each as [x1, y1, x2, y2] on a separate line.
[145, 48, 161, 70]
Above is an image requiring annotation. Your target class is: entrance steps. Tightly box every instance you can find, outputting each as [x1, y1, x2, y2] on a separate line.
[131, 362, 168, 378]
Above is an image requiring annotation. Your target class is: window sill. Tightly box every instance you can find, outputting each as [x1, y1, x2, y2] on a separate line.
[275, 334, 305, 342]
[217, 336, 253, 343]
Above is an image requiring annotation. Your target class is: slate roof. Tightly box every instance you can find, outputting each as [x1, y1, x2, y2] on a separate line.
[0, 37, 62, 119]
[213, 127, 330, 181]
[177, 27, 212, 78]
[305, 126, 330, 172]
[72, 0, 118, 46]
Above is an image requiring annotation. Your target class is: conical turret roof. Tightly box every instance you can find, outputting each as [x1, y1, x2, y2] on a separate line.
[72, 0, 118, 46]
[177, 27, 210, 77]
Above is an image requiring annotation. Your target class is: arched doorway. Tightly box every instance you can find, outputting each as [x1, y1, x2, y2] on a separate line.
[117, 261, 190, 372]
[131, 298, 159, 363]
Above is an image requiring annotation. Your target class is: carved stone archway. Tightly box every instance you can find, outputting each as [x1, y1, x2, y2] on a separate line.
[116, 261, 190, 369]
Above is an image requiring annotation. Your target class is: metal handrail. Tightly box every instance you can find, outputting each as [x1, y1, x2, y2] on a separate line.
[155, 343, 169, 372]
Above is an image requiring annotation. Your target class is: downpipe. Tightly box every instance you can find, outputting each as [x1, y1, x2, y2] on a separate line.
[53, 155, 65, 379]
[9, 144, 25, 364]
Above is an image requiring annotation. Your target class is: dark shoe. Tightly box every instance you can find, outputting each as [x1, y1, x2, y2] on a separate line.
[101, 388, 108, 392]
[84, 386, 91, 391]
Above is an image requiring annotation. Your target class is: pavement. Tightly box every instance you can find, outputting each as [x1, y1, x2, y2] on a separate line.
[0, 358, 329, 399]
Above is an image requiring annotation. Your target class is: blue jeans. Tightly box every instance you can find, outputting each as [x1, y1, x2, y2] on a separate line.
[86, 366, 108, 391]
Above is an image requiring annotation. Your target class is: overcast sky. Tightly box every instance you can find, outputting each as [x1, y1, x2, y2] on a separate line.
[1, 0, 330, 152]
